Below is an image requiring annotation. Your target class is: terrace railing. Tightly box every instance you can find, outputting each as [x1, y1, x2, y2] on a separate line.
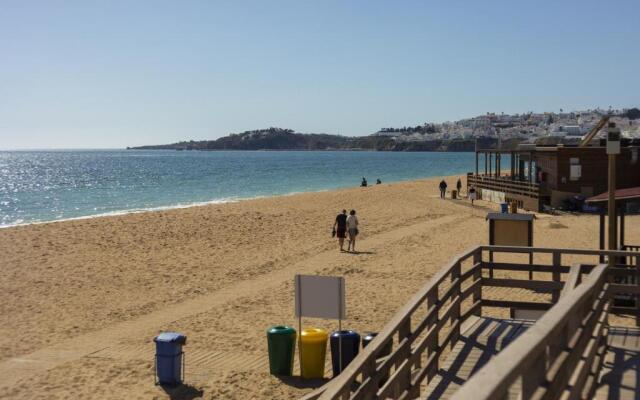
[302, 246, 640, 400]
[467, 173, 540, 199]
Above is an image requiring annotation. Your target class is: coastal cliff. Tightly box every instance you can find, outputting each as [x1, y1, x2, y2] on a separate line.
[129, 127, 508, 152]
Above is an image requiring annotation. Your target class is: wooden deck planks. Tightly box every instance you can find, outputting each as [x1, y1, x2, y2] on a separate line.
[595, 326, 640, 400]
[423, 316, 533, 400]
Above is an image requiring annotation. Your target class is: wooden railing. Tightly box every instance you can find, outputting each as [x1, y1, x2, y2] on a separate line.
[609, 246, 640, 316]
[312, 246, 483, 400]
[450, 263, 610, 400]
[467, 173, 540, 199]
[303, 246, 640, 400]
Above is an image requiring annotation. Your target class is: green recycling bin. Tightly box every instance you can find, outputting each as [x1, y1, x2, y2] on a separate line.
[267, 326, 297, 376]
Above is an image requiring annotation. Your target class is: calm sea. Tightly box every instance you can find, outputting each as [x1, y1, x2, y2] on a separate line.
[0, 150, 476, 227]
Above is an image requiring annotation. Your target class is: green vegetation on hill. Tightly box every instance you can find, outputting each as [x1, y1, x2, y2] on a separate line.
[129, 127, 499, 152]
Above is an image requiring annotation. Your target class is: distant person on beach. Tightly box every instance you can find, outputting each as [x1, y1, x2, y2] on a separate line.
[346, 209, 359, 252]
[469, 185, 477, 205]
[456, 178, 462, 194]
[333, 209, 348, 252]
[361, 177, 368, 187]
[439, 179, 447, 199]
[376, 178, 382, 185]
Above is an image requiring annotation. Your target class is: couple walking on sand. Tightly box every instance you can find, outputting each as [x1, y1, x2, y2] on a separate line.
[332, 209, 359, 252]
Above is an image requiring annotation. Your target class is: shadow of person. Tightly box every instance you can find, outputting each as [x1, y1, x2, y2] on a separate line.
[348, 251, 375, 255]
[276, 375, 330, 389]
[160, 383, 204, 400]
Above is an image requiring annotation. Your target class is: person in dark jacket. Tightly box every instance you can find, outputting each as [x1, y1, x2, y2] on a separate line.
[439, 179, 447, 198]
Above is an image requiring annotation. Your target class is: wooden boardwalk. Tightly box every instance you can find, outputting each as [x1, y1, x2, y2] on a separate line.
[307, 246, 640, 400]
[423, 316, 533, 400]
[596, 326, 640, 400]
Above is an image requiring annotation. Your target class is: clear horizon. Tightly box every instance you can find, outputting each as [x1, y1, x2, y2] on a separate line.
[2, 0, 639, 149]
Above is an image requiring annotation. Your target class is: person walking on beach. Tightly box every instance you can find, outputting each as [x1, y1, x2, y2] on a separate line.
[333, 209, 348, 252]
[469, 185, 477, 206]
[346, 209, 359, 252]
[439, 179, 447, 199]
[456, 178, 462, 195]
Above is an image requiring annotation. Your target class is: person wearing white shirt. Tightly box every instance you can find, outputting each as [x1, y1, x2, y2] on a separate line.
[346, 209, 359, 252]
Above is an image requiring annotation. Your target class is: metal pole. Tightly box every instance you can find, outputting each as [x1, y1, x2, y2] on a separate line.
[338, 318, 342, 375]
[296, 275, 303, 377]
[338, 277, 343, 375]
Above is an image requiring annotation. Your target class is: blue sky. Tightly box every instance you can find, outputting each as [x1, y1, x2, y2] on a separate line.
[1, 0, 639, 149]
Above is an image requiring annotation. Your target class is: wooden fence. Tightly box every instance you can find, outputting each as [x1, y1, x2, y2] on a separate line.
[467, 173, 540, 199]
[301, 246, 640, 400]
[450, 263, 610, 400]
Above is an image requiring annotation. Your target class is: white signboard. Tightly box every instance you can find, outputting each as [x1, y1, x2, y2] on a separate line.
[570, 165, 581, 181]
[295, 275, 345, 320]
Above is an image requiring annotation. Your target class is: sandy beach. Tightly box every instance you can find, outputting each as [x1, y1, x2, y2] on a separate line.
[1, 175, 638, 399]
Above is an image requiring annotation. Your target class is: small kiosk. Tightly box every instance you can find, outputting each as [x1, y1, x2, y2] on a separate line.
[487, 213, 534, 248]
[487, 212, 537, 319]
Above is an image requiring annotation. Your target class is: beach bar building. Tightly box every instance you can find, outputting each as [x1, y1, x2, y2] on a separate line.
[467, 143, 640, 211]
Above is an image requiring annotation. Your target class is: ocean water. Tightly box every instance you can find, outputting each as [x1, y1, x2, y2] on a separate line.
[0, 150, 476, 227]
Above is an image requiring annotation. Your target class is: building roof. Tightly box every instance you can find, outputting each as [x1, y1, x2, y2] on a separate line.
[586, 186, 640, 204]
[486, 213, 534, 221]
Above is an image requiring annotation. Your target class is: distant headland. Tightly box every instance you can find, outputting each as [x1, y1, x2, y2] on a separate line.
[129, 107, 640, 152]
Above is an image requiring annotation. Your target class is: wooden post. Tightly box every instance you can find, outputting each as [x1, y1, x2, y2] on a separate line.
[485, 152, 488, 175]
[619, 206, 625, 248]
[636, 255, 640, 327]
[519, 157, 525, 181]
[397, 318, 412, 396]
[475, 151, 479, 176]
[510, 151, 515, 180]
[522, 352, 546, 399]
[599, 211, 605, 264]
[451, 262, 462, 348]
[473, 250, 482, 315]
[607, 123, 619, 267]
[426, 289, 439, 381]
[552, 252, 561, 303]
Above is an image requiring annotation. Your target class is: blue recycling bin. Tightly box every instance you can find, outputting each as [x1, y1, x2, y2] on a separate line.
[500, 202, 508, 213]
[154, 332, 187, 385]
[330, 330, 361, 377]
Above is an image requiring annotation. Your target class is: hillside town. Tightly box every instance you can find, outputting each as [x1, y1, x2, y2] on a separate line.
[375, 107, 640, 144]
[132, 108, 640, 151]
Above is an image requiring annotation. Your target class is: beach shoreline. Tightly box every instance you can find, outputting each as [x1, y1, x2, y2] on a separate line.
[0, 174, 466, 230]
[0, 175, 638, 399]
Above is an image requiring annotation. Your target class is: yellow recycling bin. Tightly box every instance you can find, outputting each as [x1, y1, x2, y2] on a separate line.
[300, 328, 328, 379]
